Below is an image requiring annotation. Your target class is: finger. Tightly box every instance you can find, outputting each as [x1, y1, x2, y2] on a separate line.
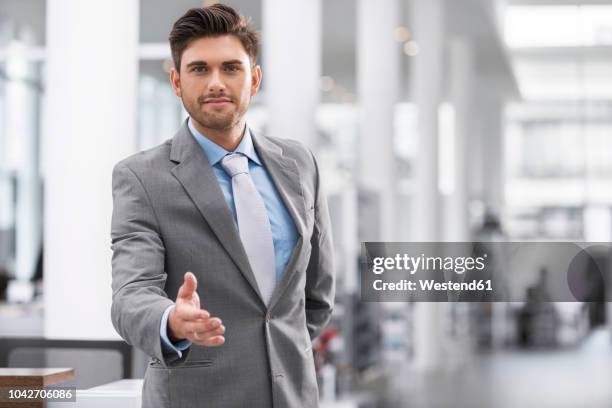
[192, 335, 225, 347]
[188, 323, 224, 343]
[175, 306, 210, 322]
[184, 317, 222, 334]
[193, 324, 225, 338]
[203, 335, 225, 347]
[193, 291, 201, 310]
[177, 272, 197, 301]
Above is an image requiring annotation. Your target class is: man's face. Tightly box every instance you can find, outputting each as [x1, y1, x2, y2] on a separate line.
[170, 35, 261, 132]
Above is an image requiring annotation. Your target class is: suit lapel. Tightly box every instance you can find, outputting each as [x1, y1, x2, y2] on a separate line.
[251, 131, 308, 309]
[169, 122, 264, 304]
[169, 122, 310, 310]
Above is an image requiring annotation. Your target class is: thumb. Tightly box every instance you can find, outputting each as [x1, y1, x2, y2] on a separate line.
[177, 271, 197, 301]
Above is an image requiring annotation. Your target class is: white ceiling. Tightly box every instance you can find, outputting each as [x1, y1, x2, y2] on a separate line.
[504, 3, 612, 101]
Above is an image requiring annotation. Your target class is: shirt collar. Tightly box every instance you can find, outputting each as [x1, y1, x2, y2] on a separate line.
[188, 117, 261, 166]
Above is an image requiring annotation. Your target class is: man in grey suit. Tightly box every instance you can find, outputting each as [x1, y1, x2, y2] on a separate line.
[110, 4, 335, 407]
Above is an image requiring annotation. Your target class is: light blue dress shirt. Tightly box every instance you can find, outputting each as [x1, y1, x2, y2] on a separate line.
[160, 118, 299, 356]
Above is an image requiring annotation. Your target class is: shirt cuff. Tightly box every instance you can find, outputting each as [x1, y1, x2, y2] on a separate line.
[160, 304, 192, 358]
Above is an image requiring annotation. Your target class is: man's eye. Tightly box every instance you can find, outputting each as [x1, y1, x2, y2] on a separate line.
[192, 66, 207, 72]
[225, 65, 239, 72]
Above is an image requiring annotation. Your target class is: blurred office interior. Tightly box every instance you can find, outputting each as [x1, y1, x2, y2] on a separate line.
[2, 0, 612, 406]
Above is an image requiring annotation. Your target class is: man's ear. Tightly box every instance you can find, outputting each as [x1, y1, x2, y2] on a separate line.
[251, 64, 262, 97]
[170, 68, 181, 97]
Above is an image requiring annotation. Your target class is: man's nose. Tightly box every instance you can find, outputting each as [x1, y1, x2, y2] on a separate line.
[208, 70, 226, 93]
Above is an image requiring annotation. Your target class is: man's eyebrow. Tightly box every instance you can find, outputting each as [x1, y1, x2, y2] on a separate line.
[222, 60, 244, 66]
[185, 60, 208, 68]
[185, 60, 245, 68]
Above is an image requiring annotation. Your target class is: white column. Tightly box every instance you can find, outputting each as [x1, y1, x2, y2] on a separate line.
[0, 86, 7, 229]
[480, 96, 504, 215]
[442, 37, 477, 367]
[410, 0, 445, 371]
[262, 0, 320, 148]
[0, 42, 13, 264]
[5, 32, 41, 283]
[445, 38, 474, 242]
[479, 95, 506, 349]
[357, 0, 400, 242]
[44, 0, 139, 339]
[411, 0, 443, 243]
[468, 93, 490, 211]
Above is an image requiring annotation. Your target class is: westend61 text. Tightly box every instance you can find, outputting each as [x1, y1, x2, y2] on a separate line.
[373, 279, 493, 292]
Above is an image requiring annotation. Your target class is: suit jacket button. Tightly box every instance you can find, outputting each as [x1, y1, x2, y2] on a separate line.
[265, 313, 270, 323]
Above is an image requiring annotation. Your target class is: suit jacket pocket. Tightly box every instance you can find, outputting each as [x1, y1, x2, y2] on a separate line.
[150, 359, 213, 369]
[180, 359, 214, 368]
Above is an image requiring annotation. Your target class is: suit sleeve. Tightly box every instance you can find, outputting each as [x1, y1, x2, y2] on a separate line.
[110, 163, 190, 367]
[304, 151, 336, 340]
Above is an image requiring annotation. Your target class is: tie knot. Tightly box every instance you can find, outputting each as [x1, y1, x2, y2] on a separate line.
[221, 153, 249, 177]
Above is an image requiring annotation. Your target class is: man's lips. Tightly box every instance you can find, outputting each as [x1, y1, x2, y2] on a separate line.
[204, 97, 231, 106]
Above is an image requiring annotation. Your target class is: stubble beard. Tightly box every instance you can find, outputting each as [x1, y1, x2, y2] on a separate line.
[185, 94, 249, 132]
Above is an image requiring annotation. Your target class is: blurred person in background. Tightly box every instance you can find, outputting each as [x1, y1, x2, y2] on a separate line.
[0, 266, 8, 301]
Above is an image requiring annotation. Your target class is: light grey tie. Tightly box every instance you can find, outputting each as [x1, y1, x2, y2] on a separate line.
[221, 153, 276, 305]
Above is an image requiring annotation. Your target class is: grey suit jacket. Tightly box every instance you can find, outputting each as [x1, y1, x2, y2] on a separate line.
[110, 121, 335, 408]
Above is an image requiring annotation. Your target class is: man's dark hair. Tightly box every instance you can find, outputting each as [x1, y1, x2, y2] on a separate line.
[169, 4, 260, 71]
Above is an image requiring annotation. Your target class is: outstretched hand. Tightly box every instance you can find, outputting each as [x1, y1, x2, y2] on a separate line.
[168, 272, 225, 347]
